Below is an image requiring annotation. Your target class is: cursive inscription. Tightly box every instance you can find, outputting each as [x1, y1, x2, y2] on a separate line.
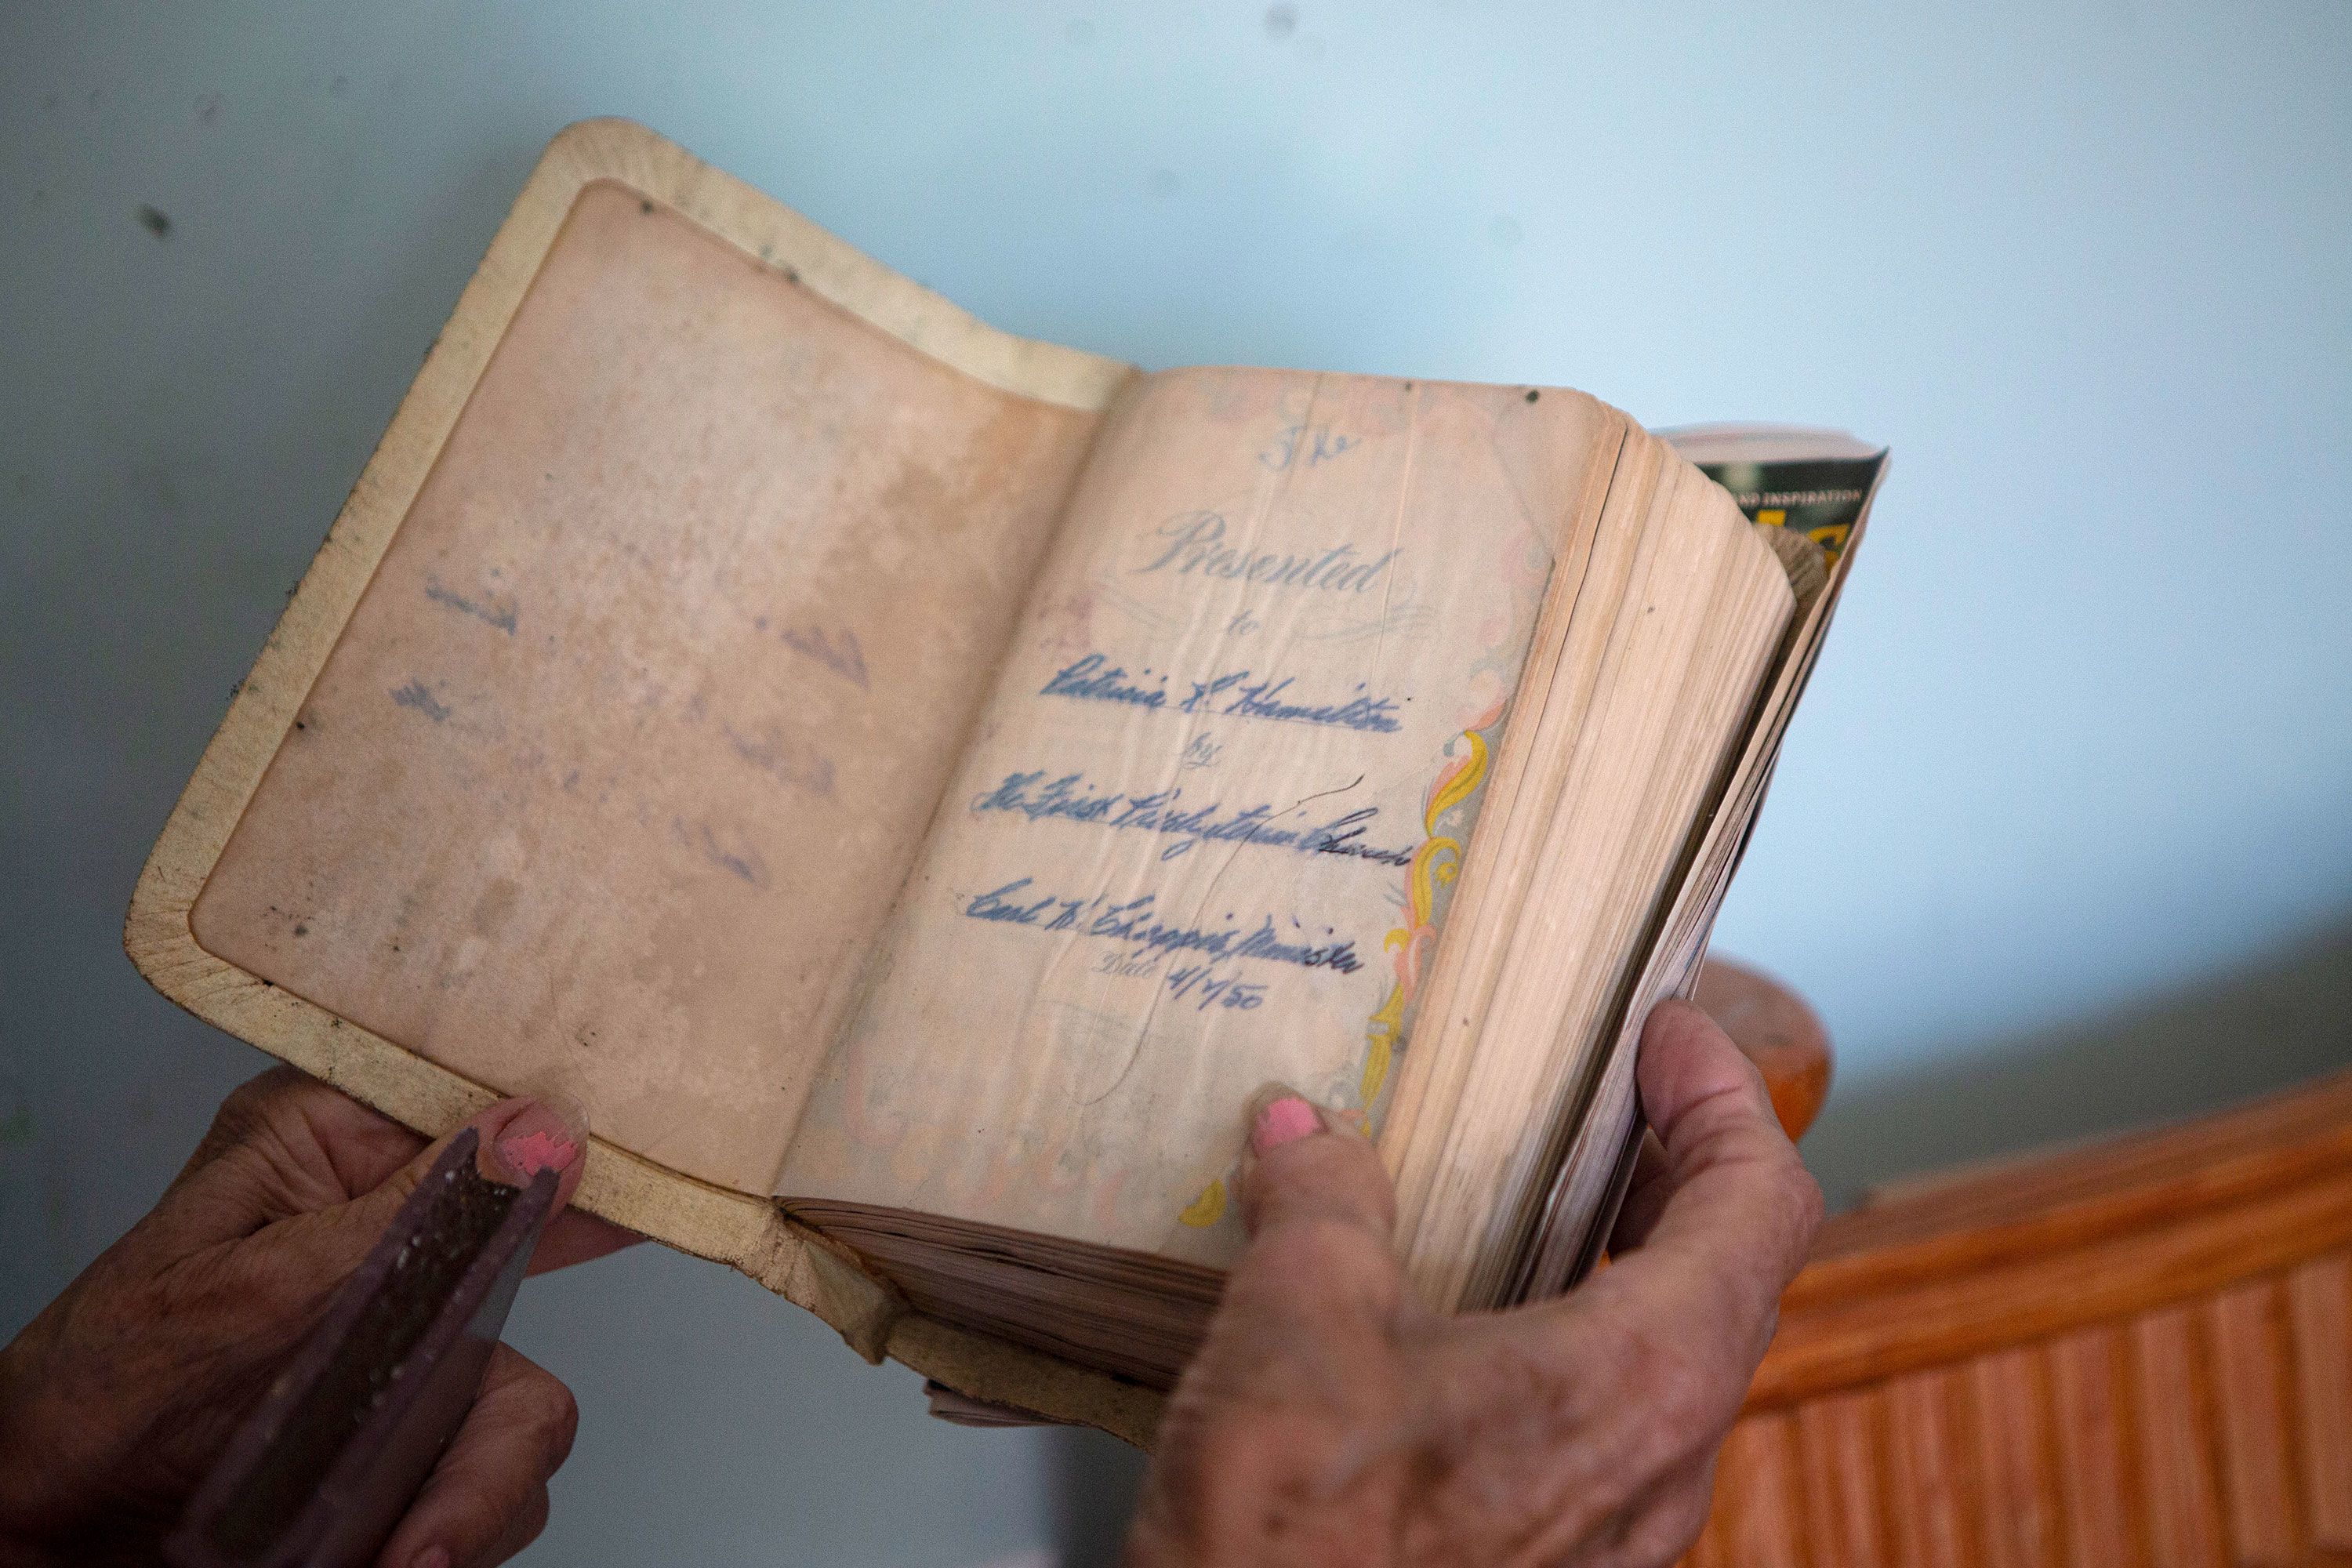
[1133, 513, 1399, 594]
[1040, 653, 1167, 710]
[971, 769, 1412, 866]
[964, 877, 1363, 975]
[1041, 653, 1402, 734]
[723, 720, 838, 798]
[1259, 422, 1361, 470]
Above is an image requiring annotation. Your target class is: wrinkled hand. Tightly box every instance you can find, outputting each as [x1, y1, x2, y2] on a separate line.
[0, 1067, 637, 1568]
[1128, 1000, 1823, 1567]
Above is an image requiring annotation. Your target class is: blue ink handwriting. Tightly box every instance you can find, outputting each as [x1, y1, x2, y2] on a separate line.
[777, 623, 869, 688]
[423, 575, 518, 636]
[389, 679, 451, 724]
[1165, 964, 1267, 1011]
[1041, 653, 1402, 734]
[680, 818, 769, 889]
[1259, 422, 1362, 471]
[971, 769, 1411, 866]
[1040, 652, 1166, 710]
[963, 878, 1363, 975]
[724, 720, 838, 798]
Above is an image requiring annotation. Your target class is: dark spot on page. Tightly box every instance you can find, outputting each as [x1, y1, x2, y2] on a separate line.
[640, 198, 653, 214]
[1524, 388, 1540, 403]
[137, 205, 171, 239]
[390, 679, 451, 723]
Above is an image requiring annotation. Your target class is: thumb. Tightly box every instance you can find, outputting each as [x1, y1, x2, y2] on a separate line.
[266, 1097, 591, 1295]
[1212, 1091, 1414, 1364]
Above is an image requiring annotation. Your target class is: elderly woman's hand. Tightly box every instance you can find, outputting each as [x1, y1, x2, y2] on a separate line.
[0, 1068, 636, 1568]
[1127, 999, 1824, 1567]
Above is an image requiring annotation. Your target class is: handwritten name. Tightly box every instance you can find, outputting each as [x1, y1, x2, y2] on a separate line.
[971, 770, 1412, 866]
[1041, 653, 1402, 734]
[1133, 512, 1399, 594]
[964, 878, 1363, 975]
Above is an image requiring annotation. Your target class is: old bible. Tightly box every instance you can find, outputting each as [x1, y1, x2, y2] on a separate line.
[128, 120, 1885, 1442]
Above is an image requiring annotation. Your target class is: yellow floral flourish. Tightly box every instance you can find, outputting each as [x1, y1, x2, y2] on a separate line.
[1179, 725, 1494, 1229]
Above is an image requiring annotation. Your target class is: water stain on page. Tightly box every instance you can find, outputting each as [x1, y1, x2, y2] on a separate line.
[471, 878, 521, 940]
[880, 454, 958, 538]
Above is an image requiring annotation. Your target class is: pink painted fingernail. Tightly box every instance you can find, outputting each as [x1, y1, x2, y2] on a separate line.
[493, 1100, 581, 1180]
[1251, 1095, 1323, 1155]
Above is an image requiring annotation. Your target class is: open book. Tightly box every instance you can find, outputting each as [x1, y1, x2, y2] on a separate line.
[127, 121, 1885, 1441]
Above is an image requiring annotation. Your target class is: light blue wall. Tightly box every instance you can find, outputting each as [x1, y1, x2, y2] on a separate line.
[5, 5, 2347, 1563]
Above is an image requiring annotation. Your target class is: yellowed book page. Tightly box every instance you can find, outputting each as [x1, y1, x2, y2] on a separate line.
[187, 183, 1105, 1193]
[778, 367, 1611, 1262]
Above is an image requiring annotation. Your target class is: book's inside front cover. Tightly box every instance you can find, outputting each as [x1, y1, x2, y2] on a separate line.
[188, 182, 1103, 1193]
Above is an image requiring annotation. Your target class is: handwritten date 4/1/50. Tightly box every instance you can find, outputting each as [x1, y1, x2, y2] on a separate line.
[1166, 964, 1265, 1011]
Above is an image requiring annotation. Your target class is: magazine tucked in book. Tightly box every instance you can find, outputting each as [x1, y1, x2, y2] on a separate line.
[127, 120, 1886, 1441]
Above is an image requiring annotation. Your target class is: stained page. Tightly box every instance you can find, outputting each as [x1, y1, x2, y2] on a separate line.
[190, 183, 1105, 1192]
[778, 367, 1611, 1262]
